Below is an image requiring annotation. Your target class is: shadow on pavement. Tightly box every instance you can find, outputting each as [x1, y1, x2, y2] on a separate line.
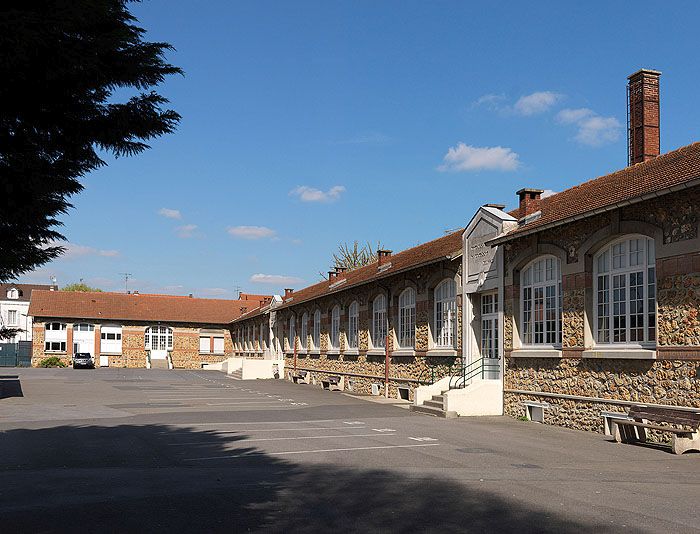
[0, 423, 614, 533]
[0, 375, 23, 399]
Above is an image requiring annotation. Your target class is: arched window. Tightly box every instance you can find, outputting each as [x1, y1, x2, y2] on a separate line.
[330, 306, 340, 349]
[313, 310, 321, 348]
[347, 301, 359, 349]
[288, 315, 296, 350]
[434, 279, 457, 348]
[145, 325, 173, 351]
[372, 295, 387, 348]
[594, 236, 656, 345]
[398, 288, 416, 348]
[300, 312, 308, 349]
[7, 288, 19, 299]
[521, 256, 562, 345]
[74, 323, 94, 332]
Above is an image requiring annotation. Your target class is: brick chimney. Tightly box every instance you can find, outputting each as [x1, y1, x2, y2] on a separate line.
[335, 266, 348, 274]
[328, 270, 338, 280]
[284, 288, 294, 298]
[377, 249, 392, 266]
[516, 188, 543, 219]
[628, 69, 661, 165]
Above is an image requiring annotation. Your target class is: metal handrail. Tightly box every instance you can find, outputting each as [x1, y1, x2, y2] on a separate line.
[449, 358, 501, 390]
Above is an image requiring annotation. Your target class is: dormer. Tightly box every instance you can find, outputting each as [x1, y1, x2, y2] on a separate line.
[6, 287, 19, 300]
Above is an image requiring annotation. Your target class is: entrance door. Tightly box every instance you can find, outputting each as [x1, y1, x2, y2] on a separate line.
[99, 355, 109, 367]
[480, 292, 501, 379]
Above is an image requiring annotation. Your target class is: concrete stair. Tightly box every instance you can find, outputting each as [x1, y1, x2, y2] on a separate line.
[410, 394, 457, 418]
[229, 368, 243, 380]
[149, 359, 169, 370]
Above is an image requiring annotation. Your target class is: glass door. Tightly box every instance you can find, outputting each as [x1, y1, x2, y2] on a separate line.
[480, 292, 500, 379]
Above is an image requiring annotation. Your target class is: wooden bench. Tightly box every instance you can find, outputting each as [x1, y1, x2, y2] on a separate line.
[292, 371, 308, 384]
[611, 405, 700, 455]
[321, 375, 342, 391]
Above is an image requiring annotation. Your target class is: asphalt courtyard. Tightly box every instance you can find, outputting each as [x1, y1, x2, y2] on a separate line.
[0, 369, 698, 533]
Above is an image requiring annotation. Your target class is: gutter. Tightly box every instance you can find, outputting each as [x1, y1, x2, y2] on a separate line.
[488, 175, 700, 245]
[275, 249, 463, 311]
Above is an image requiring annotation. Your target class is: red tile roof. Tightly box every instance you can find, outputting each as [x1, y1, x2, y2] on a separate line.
[2, 283, 55, 302]
[496, 142, 700, 242]
[28, 291, 270, 324]
[264, 229, 463, 314]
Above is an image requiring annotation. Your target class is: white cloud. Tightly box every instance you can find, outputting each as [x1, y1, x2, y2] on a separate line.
[250, 273, 304, 285]
[227, 225, 276, 240]
[158, 208, 182, 220]
[513, 91, 563, 116]
[556, 108, 622, 146]
[176, 224, 198, 239]
[59, 242, 120, 259]
[289, 185, 346, 203]
[438, 143, 520, 172]
[541, 189, 557, 199]
[290, 238, 303, 246]
[472, 93, 507, 110]
[200, 287, 229, 297]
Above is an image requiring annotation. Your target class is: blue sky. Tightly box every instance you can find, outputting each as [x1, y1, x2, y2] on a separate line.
[21, 1, 700, 297]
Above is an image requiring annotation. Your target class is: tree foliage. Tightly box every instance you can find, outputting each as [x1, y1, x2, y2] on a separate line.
[0, 1, 182, 283]
[321, 241, 383, 279]
[62, 282, 103, 292]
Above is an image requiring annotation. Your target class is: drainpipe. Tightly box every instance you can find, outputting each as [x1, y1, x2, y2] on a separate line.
[384, 334, 390, 398]
[293, 334, 297, 373]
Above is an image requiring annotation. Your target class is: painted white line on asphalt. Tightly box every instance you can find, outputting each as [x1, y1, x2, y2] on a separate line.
[184, 443, 440, 460]
[408, 437, 438, 442]
[343, 421, 364, 425]
[163, 419, 360, 427]
[205, 401, 293, 406]
[210, 426, 373, 433]
[148, 397, 262, 401]
[169, 433, 385, 445]
[372, 429, 397, 433]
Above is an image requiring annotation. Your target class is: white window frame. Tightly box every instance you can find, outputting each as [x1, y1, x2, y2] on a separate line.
[7, 309, 18, 326]
[520, 256, 562, 347]
[398, 288, 416, 348]
[433, 279, 456, 348]
[330, 306, 340, 349]
[347, 301, 359, 349]
[45, 322, 67, 345]
[145, 325, 173, 351]
[7, 288, 19, 299]
[480, 292, 500, 359]
[100, 324, 122, 354]
[372, 295, 387, 348]
[74, 322, 95, 332]
[593, 235, 656, 347]
[312, 310, 321, 349]
[300, 312, 308, 350]
[45, 341, 66, 352]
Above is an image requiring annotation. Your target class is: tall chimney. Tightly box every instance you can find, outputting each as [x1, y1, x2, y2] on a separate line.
[377, 249, 392, 267]
[516, 188, 543, 219]
[628, 69, 661, 166]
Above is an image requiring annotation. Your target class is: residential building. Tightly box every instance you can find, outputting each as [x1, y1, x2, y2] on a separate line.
[29, 290, 269, 368]
[0, 283, 57, 342]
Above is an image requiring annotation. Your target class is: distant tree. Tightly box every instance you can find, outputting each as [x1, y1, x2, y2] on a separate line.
[320, 241, 383, 279]
[62, 283, 103, 292]
[0, 1, 182, 283]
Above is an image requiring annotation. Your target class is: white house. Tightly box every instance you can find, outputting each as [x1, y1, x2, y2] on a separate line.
[0, 283, 57, 342]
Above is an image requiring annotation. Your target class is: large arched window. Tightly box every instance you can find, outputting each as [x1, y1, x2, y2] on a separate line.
[398, 288, 416, 348]
[300, 312, 308, 349]
[594, 236, 656, 345]
[288, 315, 296, 350]
[521, 256, 562, 345]
[434, 279, 457, 348]
[347, 301, 359, 349]
[312, 310, 321, 348]
[145, 325, 173, 351]
[372, 295, 387, 348]
[330, 306, 340, 349]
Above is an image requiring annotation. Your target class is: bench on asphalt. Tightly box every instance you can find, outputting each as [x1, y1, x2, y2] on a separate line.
[292, 370, 308, 384]
[611, 405, 700, 455]
[321, 375, 342, 391]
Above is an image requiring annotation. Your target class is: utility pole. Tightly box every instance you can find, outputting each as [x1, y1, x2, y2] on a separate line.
[119, 273, 132, 293]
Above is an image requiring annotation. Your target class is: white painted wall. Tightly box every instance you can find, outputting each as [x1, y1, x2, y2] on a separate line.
[0, 299, 32, 342]
[241, 358, 285, 380]
[443, 379, 503, 416]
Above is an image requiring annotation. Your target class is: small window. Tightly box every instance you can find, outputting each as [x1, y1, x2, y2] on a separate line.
[45, 341, 66, 352]
[7, 310, 18, 326]
[199, 336, 211, 353]
[213, 336, 224, 354]
[74, 323, 94, 332]
[6, 288, 19, 299]
[46, 322, 67, 331]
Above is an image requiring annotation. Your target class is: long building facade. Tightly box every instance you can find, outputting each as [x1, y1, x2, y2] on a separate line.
[230, 68, 700, 436]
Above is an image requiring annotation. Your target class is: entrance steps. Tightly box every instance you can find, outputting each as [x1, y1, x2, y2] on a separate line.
[410, 394, 457, 418]
[149, 359, 169, 370]
[229, 368, 243, 380]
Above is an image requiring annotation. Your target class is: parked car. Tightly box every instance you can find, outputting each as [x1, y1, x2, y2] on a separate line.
[73, 352, 95, 369]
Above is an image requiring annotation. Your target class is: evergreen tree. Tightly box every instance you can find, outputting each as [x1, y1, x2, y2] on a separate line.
[0, 1, 182, 282]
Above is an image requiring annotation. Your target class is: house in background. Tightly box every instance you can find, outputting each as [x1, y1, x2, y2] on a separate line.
[0, 283, 57, 342]
[28, 290, 270, 369]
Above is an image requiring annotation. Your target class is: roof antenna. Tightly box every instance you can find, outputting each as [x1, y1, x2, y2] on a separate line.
[119, 272, 132, 294]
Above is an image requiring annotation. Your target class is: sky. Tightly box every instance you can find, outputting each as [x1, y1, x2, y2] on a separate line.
[20, 1, 700, 298]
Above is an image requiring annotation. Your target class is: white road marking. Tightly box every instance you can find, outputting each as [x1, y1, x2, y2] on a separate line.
[161, 419, 360, 428]
[343, 421, 364, 425]
[185, 443, 440, 460]
[408, 437, 438, 442]
[169, 433, 384, 445]
[148, 397, 262, 401]
[372, 429, 396, 433]
[205, 401, 294, 406]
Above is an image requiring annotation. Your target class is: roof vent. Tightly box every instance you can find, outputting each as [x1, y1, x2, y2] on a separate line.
[133, 290, 139, 296]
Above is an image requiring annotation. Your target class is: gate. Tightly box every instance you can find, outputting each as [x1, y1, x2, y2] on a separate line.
[0, 341, 32, 367]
